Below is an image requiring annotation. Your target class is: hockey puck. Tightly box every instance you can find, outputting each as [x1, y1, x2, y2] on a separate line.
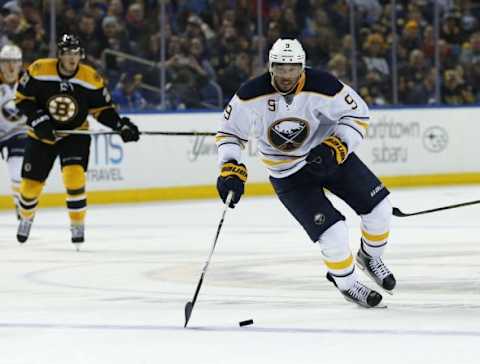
[239, 319, 254, 327]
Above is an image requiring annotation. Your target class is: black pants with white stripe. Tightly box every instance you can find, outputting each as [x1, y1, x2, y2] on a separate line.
[270, 153, 390, 242]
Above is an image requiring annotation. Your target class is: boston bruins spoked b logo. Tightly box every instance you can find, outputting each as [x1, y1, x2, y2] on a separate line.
[268, 118, 310, 152]
[47, 94, 78, 122]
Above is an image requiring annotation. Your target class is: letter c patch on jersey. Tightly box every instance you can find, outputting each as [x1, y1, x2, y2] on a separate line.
[268, 117, 310, 152]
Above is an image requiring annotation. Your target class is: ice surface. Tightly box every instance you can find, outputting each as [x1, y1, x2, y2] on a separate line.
[1, 186, 479, 363]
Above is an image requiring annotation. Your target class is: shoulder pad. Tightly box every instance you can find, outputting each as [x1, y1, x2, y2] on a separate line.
[303, 68, 343, 96]
[74, 64, 105, 89]
[27, 58, 58, 78]
[237, 73, 275, 101]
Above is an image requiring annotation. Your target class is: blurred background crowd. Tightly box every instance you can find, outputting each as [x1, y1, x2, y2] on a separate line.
[1, 0, 479, 111]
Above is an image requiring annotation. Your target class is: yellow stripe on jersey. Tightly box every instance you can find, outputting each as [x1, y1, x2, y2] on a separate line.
[28, 58, 58, 78]
[354, 120, 369, 129]
[324, 255, 354, 270]
[75, 64, 105, 89]
[89, 105, 114, 118]
[28, 58, 105, 90]
[215, 134, 246, 148]
[26, 130, 55, 144]
[294, 72, 306, 95]
[16, 90, 35, 102]
[261, 157, 302, 166]
[215, 135, 231, 142]
[78, 120, 89, 130]
[362, 230, 389, 242]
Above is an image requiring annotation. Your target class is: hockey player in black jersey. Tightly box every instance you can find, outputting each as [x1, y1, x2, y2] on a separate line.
[15, 34, 140, 247]
[216, 38, 396, 308]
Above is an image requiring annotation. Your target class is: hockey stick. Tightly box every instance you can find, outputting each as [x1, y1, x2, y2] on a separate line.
[184, 190, 234, 328]
[55, 130, 216, 137]
[393, 199, 480, 217]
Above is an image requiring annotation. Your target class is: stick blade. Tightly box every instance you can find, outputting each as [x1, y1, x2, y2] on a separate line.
[184, 301, 193, 328]
[392, 207, 408, 217]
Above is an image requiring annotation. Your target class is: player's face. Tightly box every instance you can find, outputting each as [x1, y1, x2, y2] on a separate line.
[271, 63, 303, 93]
[58, 50, 82, 75]
[0, 60, 22, 83]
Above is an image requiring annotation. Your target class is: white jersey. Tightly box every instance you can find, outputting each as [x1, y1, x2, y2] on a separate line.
[0, 80, 26, 142]
[216, 68, 370, 178]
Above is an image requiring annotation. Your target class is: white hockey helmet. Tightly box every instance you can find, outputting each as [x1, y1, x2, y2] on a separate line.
[268, 38, 306, 73]
[0, 44, 22, 61]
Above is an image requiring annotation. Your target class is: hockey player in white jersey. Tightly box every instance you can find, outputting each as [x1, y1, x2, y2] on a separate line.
[0, 44, 26, 219]
[216, 39, 396, 308]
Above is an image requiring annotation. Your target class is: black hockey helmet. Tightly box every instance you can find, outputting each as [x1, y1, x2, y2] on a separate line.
[57, 34, 85, 58]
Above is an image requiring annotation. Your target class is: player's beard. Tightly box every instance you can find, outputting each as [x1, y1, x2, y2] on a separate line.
[273, 75, 300, 94]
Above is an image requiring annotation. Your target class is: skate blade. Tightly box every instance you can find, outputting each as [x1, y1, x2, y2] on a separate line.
[356, 262, 394, 296]
[370, 304, 388, 309]
[344, 297, 388, 309]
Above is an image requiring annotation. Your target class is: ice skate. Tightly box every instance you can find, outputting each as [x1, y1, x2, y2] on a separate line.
[71, 224, 84, 250]
[356, 245, 396, 294]
[17, 218, 33, 243]
[326, 272, 385, 308]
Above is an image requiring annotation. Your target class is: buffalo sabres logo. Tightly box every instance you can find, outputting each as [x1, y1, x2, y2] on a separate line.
[47, 94, 78, 122]
[268, 117, 309, 152]
[1, 99, 22, 122]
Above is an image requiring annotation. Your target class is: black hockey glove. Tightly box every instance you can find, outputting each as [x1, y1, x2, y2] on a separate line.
[30, 110, 55, 142]
[118, 117, 140, 142]
[216, 160, 248, 208]
[306, 136, 348, 176]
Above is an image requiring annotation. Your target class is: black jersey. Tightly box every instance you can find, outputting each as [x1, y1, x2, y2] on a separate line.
[16, 58, 120, 143]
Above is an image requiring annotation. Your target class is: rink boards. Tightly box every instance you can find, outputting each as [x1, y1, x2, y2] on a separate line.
[1, 106, 479, 208]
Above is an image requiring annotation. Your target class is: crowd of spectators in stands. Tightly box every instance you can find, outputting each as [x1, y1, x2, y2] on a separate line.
[1, 0, 480, 110]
